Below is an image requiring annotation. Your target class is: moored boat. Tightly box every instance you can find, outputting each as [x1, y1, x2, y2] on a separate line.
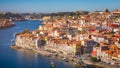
[11, 45, 22, 49]
[50, 60, 55, 68]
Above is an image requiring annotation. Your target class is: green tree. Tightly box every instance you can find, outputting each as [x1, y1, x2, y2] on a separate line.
[21, 29, 31, 34]
[91, 57, 98, 62]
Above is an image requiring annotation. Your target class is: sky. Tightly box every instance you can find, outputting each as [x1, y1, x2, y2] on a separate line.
[0, 0, 120, 13]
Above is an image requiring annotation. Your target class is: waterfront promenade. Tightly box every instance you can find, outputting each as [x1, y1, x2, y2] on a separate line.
[82, 54, 120, 68]
[13, 45, 112, 68]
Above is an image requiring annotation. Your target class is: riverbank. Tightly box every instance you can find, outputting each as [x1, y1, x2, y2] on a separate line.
[0, 19, 15, 29]
[81, 54, 118, 68]
[11, 45, 106, 68]
[11, 45, 75, 62]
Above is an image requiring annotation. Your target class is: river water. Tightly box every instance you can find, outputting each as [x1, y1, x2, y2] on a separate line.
[0, 20, 74, 68]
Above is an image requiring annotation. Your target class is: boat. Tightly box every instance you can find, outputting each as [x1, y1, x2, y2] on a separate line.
[11, 39, 14, 42]
[11, 45, 22, 49]
[50, 60, 55, 68]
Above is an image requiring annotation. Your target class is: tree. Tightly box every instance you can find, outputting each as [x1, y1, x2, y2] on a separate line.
[104, 8, 109, 12]
[78, 29, 86, 34]
[75, 64, 81, 68]
[80, 46, 84, 55]
[91, 57, 98, 62]
[21, 29, 31, 34]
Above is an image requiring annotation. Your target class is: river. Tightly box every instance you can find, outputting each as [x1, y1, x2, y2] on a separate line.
[0, 20, 74, 68]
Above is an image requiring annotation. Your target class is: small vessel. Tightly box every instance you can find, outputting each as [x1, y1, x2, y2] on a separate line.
[11, 39, 15, 43]
[11, 45, 22, 49]
[50, 60, 55, 68]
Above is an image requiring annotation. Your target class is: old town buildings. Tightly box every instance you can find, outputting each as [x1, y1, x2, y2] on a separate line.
[15, 10, 120, 64]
